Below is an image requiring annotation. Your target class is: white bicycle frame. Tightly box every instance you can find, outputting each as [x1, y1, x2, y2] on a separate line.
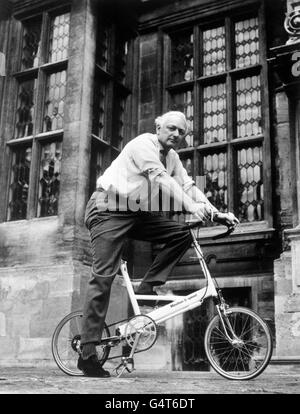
[117, 229, 219, 336]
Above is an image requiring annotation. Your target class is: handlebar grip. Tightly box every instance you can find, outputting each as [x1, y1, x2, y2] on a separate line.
[182, 221, 236, 239]
[211, 226, 235, 240]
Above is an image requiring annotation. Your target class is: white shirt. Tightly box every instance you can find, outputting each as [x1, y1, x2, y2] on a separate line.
[96, 133, 216, 213]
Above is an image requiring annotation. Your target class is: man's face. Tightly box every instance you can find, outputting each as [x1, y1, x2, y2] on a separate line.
[156, 115, 187, 150]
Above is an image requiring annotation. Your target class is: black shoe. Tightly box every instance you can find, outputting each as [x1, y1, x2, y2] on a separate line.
[136, 283, 158, 307]
[77, 355, 110, 378]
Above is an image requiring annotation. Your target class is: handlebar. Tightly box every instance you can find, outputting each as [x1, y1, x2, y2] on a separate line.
[182, 221, 236, 239]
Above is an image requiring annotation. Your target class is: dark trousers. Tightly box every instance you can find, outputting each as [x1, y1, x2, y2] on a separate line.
[80, 196, 193, 345]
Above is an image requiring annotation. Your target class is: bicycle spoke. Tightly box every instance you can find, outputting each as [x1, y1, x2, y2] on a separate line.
[235, 349, 247, 372]
[242, 341, 263, 352]
[218, 346, 236, 369]
[238, 322, 257, 339]
[211, 326, 228, 340]
[238, 347, 254, 363]
[210, 343, 231, 351]
[239, 314, 250, 338]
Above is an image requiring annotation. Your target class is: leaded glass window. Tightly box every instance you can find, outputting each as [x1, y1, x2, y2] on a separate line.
[180, 156, 194, 177]
[203, 83, 227, 144]
[112, 95, 126, 149]
[21, 18, 41, 70]
[15, 79, 36, 138]
[236, 75, 262, 138]
[115, 38, 128, 84]
[8, 10, 70, 221]
[167, 10, 270, 226]
[43, 70, 67, 132]
[235, 17, 259, 68]
[171, 90, 194, 148]
[89, 143, 105, 197]
[92, 79, 107, 140]
[203, 26, 226, 76]
[203, 152, 228, 213]
[91, 21, 132, 193]
[170, 30, 194, 83]
[48, 13, 70, 63]
[8, 147, 32, 221]
[237, 146, 263, 222]
[38, 142, 62, 217]
[96, 23, 109, 70]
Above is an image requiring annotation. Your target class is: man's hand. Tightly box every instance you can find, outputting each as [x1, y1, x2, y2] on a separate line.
[213, 212, 239, 228]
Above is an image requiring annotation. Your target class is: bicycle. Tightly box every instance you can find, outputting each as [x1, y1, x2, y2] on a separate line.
[51, 221, 273, 380]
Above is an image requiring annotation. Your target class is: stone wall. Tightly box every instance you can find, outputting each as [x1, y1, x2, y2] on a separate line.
[274, 247, 300, 359]
[272, 54, 300, 360]
[0, 216, 130, 366]
[0, 217, 87, 365]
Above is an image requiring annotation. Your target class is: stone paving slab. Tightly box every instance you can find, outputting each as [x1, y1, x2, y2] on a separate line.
[0, 365, 300, 395]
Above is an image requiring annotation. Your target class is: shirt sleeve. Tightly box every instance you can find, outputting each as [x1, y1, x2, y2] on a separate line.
[129, 134, 166, 180]
[186, 185, 218, 213]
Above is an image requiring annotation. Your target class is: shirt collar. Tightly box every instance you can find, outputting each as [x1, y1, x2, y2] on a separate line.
[156, 135, 170, 155]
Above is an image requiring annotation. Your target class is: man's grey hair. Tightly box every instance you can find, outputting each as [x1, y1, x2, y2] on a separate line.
[155, 111, 188, 131]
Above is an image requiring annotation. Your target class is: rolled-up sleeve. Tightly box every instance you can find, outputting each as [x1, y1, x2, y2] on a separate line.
[130, 136, 166, 181]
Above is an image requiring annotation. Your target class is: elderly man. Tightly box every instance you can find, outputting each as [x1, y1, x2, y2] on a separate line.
[78, 111, 239, 377]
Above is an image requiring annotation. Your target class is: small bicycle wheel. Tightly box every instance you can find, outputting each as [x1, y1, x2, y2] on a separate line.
[204, 307, 273, 380]
[51, 310, 111, 376]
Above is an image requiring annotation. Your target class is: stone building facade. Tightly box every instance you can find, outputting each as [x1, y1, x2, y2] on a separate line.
[0, 0, 299, 369]
[269, 0, 300, 361]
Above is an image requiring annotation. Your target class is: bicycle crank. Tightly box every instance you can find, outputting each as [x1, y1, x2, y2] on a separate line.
[115, 331, 141, 378]
[124, 315, 158, 352]
[115, 357, 135, 377]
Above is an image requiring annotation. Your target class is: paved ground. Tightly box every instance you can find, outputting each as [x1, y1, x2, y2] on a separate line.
[0, 364, 299, 395]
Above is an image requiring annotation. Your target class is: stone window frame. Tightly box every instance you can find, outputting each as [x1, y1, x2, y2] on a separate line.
[160, 1, 272, 233]
[4, 5, 70, 221]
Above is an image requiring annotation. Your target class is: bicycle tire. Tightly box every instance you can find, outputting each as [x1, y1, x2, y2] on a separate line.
[204, 306, 273, 380]
[51, 310, 111, 376]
